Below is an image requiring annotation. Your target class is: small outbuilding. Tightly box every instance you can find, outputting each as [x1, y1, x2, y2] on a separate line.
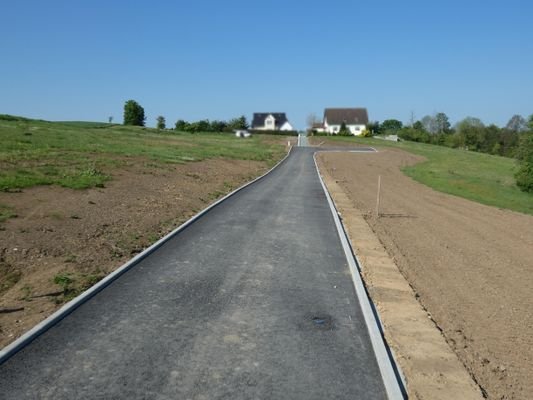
[235, 129, 251, 138]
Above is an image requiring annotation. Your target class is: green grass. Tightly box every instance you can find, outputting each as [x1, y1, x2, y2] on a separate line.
[53, 271, 106, 302]
[313, 135, 533, 215]
[0, 116, 285, 191]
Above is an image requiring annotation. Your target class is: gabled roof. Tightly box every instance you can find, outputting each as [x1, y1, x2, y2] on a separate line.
[324, 108, 369, 125]
[252, 113, 289, 128]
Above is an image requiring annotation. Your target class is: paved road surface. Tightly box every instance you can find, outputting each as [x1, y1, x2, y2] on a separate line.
[0, 147, 391, 399]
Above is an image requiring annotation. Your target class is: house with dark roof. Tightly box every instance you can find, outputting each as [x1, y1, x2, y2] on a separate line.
[251, 113, 294, 131]
[321, 108, 369, 135]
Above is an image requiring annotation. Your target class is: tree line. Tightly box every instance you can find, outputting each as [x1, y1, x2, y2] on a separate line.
[370, 113, 533, 192]
[122, 99, 248, 133]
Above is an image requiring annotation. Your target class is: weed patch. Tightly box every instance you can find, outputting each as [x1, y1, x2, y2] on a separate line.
[52, 271, 106, 303]
[0, 204, 17, 223]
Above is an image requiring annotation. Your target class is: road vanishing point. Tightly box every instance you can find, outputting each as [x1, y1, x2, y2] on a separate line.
[0, 142, 404, 399]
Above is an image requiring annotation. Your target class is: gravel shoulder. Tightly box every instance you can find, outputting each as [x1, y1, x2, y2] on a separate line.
[317, 148, 533, 400]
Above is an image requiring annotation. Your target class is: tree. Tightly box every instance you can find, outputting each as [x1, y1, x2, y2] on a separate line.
[421, 115, 436, 134]
[108, 116, 113, 124]
[505, 115, 527, 133]
[210, 120, 227, 132]
[338, 121, 350, 135]
[528, 114, 533, 130]
[175, 119, 188, 131]
[381, 119, 403, 134]
[399, 119, 430, 142]
[195, 119, 210, 132]
[515, 132, 533, 192]
[434, 112, 451, 134]
[499, 129, 520, 157]
[123, 100, 145, 126]
[413, 120, 425, 131]
[454, 117, 485, 150]
[420, 113, 450, 134]
[366, 121, 381, 135]
[228, 115, 248, 130]
[156, 116, 166, 130]
[306, 113, 321, 129]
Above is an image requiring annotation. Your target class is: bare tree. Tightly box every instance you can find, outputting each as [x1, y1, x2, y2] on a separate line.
[306, 113, 321, 129]
[506, 114, 527, 132]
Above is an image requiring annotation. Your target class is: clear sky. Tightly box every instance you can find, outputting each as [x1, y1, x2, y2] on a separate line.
[1, 0, 532, 129]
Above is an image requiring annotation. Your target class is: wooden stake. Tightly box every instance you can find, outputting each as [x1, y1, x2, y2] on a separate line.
[376, 175, 381, 218]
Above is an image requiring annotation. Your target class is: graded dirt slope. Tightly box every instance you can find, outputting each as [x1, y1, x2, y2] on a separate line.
[317, 149, 533, 400]
[0, 157, 270, 348]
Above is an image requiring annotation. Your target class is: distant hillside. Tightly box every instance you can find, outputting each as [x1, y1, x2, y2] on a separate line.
[0, 114, 111, 128]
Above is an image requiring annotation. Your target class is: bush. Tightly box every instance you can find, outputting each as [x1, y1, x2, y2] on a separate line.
[399, 128, 430, 143]
[360, 129, 373, 137]
[515, 132, 533, 192]
[515, 163, 533, 192]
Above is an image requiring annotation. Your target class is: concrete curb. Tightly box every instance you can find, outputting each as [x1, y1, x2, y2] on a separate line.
[0, 146, 294, 364]
[313, 152, 406, 400]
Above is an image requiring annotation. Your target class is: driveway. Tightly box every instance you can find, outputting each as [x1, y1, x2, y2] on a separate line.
[0, 147, 396, 399]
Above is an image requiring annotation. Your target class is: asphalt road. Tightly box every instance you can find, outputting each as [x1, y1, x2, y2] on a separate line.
[0, 147, 390, 399]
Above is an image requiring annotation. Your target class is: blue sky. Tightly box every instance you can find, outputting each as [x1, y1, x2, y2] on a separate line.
[1, 0, 532, 129]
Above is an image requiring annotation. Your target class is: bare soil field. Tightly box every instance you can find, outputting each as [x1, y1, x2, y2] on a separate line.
[0, 157, 270, 348]
[318, 149, 533, 400]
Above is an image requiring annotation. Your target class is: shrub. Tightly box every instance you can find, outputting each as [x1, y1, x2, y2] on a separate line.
[515, 132, 533, 192]
[338, 121, 351, 136]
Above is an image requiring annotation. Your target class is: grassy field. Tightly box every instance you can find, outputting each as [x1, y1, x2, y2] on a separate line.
[312, 135, 533, 215]
[0, 116, 286, 192]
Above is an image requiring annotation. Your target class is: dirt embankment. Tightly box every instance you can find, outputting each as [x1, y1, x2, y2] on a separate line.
[318, 149, 533, 400]
[0, 157, 270, 348]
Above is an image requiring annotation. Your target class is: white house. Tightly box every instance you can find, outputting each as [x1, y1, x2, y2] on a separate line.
[251, 113, 294, 131]
[322, 108, 369, 135]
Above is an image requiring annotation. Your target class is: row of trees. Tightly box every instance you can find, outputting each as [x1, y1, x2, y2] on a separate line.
[370, 113, 533, 192]
[175, 116, 248, 133]
[370, 113, 531, 157]
[122, 100, 248, 133]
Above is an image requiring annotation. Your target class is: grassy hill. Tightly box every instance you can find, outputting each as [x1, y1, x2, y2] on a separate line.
[312, 135, 533, 215]
[0, 115, 286, 192]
